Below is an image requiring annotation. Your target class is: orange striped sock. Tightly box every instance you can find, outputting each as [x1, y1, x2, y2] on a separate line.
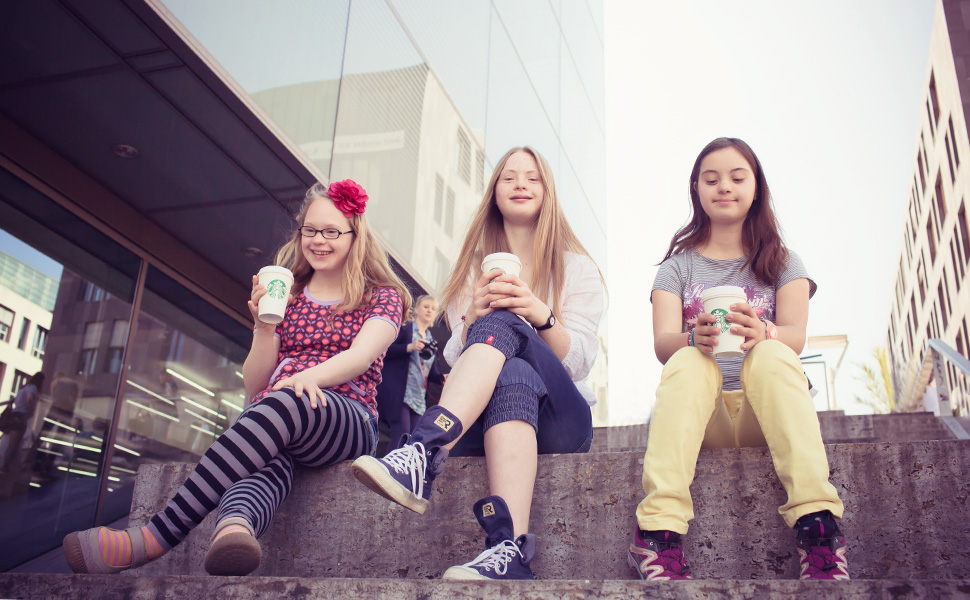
[141, 526, 166, 561]
[97, 528, 132, 568]
[96, 527, 166, 567]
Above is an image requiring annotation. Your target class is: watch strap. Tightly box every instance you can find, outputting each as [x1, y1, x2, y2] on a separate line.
[535, 309, 556, 331]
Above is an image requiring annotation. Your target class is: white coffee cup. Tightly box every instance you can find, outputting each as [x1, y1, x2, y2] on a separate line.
[481, 252, 522, 278]
[700, 285, 747, 358]
[257, 266, 294, 324]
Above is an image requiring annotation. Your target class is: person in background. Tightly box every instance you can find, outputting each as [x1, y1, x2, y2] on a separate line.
[376, 294, 446, 453]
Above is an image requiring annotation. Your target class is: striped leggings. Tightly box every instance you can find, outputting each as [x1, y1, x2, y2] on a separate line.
[147, 388, 377, 549]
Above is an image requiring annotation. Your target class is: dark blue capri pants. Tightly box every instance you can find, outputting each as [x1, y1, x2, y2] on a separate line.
[449, 309, 593, 457]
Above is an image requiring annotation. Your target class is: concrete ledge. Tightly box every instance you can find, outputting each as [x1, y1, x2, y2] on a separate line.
[591, 412, 956, 452]
[4, 574, 970, 600]
[128, 440, 970, 580]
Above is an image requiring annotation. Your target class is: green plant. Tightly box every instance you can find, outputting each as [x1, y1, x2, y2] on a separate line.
[853, 347, 896, 414]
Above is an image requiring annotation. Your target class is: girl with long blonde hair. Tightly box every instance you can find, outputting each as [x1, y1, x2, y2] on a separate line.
[353, 146, 606, 581]
[64, 180, 408, 577]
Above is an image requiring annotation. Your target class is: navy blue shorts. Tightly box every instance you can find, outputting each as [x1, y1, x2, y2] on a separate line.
[449, 310, 593, 457]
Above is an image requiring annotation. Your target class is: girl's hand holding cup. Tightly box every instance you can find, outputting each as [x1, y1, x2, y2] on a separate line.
[726, 302, 768, 350]
[248, 274, 294, 331]
[464, 270, 513, 327]
[691, 313, 719, 354]
[485, 273, 549, 328]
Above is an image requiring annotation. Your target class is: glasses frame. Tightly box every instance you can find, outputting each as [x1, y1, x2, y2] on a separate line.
[299, 226, 354, 240]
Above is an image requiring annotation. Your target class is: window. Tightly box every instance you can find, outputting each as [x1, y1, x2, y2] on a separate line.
[0, 305, 12, 343]
[960, 202, 970, 263]
[927, 101, 935, 136]
[949, 115, 961, 167]
[929, 72, 941, 125]
[935, 173, 946, 223]
[32, 325, 48, 359]
[17, 317, 30, 350]
[106, 320, 128, 374]
[445, 187, 456, 237]
[906, 313, 914, 355]
[911, 292, 919, 330]
[927, 219, 937, 262]
[79, 281, 104, 302]
[455, 128, 471, 183]
[952, 238, 965, 287]
[946, 132, 956, 184]
[433, 249, 450, 292]
[942, 266, 953, 314]
[917, 259, 926, 305]
[938, 283, 949, 329]
[11, 370, 30, 398]
[917, 151, 926, 191]
[433, 174, 444, 225]
[78, 321, 103, 376]
[476, 149, 485, 193]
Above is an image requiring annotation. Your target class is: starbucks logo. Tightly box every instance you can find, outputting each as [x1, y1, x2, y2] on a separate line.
[711, 308, 730, 333]
[266, 279, 286, 300]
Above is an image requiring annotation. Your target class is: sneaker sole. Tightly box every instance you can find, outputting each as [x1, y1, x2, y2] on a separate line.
[442, 566, 489, 580]
[351, 456, 428, 515]
[204, 532, 261, 576]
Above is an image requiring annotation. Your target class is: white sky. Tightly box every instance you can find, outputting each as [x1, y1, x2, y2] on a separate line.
[604, 1, 937, 424]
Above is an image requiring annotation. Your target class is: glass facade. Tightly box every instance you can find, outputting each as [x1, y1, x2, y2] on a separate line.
[163, 0, 607, 282]
[0, 167, 250, 570]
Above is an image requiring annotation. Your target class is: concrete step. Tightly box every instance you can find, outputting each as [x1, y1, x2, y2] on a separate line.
[128, 439, 970, 581]
[591, 412, 956, 452]
[3, 574, 970, 599]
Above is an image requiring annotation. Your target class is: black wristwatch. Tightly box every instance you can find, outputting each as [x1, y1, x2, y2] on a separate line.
[535, 309, 556, 331]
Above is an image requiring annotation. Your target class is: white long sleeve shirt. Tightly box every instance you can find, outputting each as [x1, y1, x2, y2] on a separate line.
[443, 252, 606, 385]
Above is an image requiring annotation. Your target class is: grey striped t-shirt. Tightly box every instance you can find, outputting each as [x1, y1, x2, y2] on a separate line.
[652, 249, 816, 391]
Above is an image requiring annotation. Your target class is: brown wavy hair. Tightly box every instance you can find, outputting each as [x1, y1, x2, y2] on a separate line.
[274, 183, 412, 317]
[662, 137, 788, 284]
[439, 146, 603, 327]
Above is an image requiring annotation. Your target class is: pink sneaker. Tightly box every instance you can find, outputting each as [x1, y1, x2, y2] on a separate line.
[628, 528, 692, 580]
[796, 512, 849, 580]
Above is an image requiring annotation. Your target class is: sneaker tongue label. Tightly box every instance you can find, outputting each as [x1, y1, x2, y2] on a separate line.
[434, 414, 455, 431]
[482, 502, 495, 518]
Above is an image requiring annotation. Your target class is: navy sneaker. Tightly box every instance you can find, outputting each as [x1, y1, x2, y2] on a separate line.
[628, 527, 692, 580]
[351, 406, 461, 514]
[442, 496, 535, 580]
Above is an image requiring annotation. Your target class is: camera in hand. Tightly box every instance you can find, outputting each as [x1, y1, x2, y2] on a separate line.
[419, 339, 439, 360]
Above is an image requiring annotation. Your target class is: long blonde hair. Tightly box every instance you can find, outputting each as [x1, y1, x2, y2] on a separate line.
[439, 146, 601, 326]
[275, 183, 412, 316]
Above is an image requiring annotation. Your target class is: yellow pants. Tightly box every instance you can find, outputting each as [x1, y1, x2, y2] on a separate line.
[635, 340, 843, 534]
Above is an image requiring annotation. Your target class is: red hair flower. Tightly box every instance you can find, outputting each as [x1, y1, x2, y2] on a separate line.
[328, 179, 368, 218]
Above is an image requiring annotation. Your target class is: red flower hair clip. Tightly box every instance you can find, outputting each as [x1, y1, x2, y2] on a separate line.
[328, 179, 369, 218]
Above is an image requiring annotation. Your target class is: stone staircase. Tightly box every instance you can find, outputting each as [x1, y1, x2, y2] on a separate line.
[2, 412, 969, 598]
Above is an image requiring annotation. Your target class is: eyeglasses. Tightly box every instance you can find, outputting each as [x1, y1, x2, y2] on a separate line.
[299, 226, 354, 239]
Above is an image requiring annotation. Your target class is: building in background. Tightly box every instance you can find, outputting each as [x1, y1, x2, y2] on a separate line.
[887, 0, 970, 415]
[0, 0, 606, 569]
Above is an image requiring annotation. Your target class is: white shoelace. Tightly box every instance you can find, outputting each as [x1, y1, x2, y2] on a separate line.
[462, 540, 520, 575]
[383, 442, 428, 498]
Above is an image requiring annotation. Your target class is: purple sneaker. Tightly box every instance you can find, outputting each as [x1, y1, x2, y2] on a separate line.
[796, 511, 849, 580]
[628, 528, 692, 580]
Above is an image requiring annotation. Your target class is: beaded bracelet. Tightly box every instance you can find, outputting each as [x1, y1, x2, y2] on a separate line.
[688, 329, 695, 347]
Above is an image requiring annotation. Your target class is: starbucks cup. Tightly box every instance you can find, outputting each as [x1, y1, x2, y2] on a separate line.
[481, 252, 521, 278]
[257, 266, 294, 324]
[700, 285, 747, 358]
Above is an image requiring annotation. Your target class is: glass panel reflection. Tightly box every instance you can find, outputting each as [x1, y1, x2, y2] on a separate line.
[0, 172, 138, 570]
[162, 0, 352, 175]
[115, 266, 249, 496]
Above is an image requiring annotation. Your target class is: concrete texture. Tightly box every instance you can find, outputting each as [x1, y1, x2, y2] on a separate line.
[127, 440, 970, 581]
[590, 412, 956, 452]
[3, 574, 970, 600]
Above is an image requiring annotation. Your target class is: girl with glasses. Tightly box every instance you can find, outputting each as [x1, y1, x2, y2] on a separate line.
[63, 180, 408, 576]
